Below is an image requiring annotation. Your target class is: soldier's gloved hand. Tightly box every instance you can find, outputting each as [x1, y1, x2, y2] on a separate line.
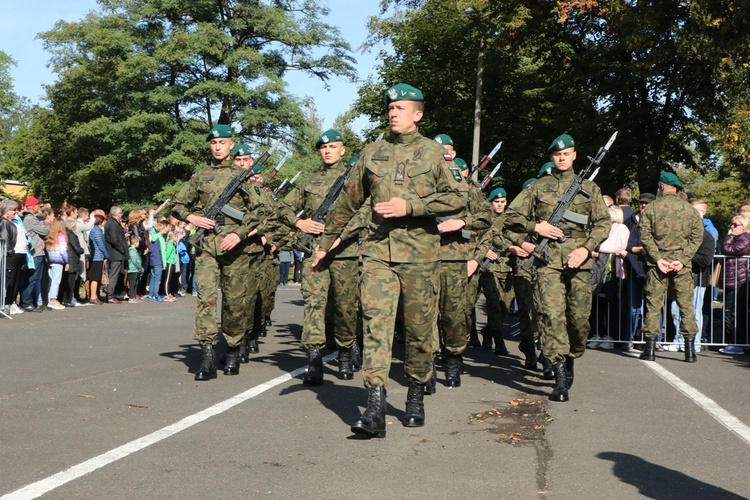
[374, 197, 408, 218]
[311, 249, 328, 274]
[296, 218, 325, 234]
[220, 233, 241, 251]
[187, 214, 216, 230]
[535, 221, 564, 240]
[437, 218, 466, 233]
[566, 247, 589, 269]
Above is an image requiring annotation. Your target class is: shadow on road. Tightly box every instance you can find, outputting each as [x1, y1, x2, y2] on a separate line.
[598, 451, 746, 499]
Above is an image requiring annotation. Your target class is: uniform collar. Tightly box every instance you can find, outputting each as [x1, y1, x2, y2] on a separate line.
[389, 129, 421, 145]
[552, 167, 576, 179]
[211, 157, 234, 168]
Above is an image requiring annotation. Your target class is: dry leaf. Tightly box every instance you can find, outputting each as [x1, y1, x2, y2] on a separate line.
[78, 394, 95, 398]
[128, 404, 148, 409]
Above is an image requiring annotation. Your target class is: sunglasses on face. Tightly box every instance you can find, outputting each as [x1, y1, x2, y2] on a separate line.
[732, 223, 743, 228]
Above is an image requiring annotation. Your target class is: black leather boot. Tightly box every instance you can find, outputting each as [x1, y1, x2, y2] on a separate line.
[350, 341, 362, 372]
[248, 336, 259, 354]
[520, 340, 538, 370]
[403, 380, 425, 427]
[351, 386, 387, 438]
[565, 357, 574, 389]
[444, 353, 461, 388]
[194, 344, 217, 381]
[640, 338, 656, 361]
[684, 336, 697, 363]
[539, 353, 555, 380]
[481, 327, 493, 350]
[468, 323, 481, 348]
[338, 347, 354, 380]
[223, 346, 240, 375]
[549, 362, 569, 402]
[239, 334, 250, 364]
[493, 331, 509, 356]
[302, 349, 324, 386]
[424, 359, 437, 395]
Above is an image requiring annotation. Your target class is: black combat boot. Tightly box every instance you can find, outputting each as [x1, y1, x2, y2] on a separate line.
[565, 357, 575, 389]
[338, 347, 354, 380]
[239, 334, 250, 364]
[302, 349, 324, 386]
[444, 353, 461, 388]
[223, 346, 240, 375]
[424, 359, 437, 395]
[684, 336, 697, 363]
[350, 341, 362, 372]
[248, 336, 259, 354]
[640, 338, 656, 361]
[493, 331, 509, 356]
[539, 354, 555, 380]
[520, 339, 538, 370]
[351, 386, 387, 438]
[403, 380, 425, 427]
[468, 323, 481, 348]
[481, 327, 493, 350]
[549, 362, 569, 402]
[194, 344, 217, 381]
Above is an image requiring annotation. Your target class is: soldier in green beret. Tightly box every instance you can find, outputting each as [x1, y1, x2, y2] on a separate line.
[434, 134, 456, 159]
[172, 126, 272, 380]
[639, 171, 703, 362]
[311, 83, 468, 437]
[278, 129, 366, 384]
[504, 133, 611, 401]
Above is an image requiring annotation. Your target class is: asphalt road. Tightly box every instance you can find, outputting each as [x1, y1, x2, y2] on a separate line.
[1, 286, 749, 499]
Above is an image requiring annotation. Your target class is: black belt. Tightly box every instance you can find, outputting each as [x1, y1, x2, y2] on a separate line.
[562, 230, 588, 239]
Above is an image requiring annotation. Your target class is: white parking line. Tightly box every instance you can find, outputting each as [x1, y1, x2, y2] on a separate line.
[1, 354, 336, 500]
[642, 359, 750, 446]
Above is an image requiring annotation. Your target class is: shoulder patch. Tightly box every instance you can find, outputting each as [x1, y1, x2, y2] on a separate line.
[449, 166, 462, 182]
[444, 154, 453, 161]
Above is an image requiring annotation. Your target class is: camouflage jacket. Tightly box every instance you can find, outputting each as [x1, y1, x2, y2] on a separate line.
[639, 192, 703, 268]
[440, 183, 493, 261]
[279, 160, 361, 259]
[472, 211, 513, 275]
[171, 158, 269, 256]
[318, 129, 468, 263]
[504, 167, 611, 270]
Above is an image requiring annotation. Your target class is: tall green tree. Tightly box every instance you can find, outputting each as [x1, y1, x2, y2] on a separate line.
[8, 0, 356, 207]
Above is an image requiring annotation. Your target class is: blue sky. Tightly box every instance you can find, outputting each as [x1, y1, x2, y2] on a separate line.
[0, 0, 385, 133]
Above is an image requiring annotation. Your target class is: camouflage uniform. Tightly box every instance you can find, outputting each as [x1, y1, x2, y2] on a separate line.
[640, 193, 703, 342]
[318, 130, 468, 387]
[279, 160, 365, 353]
[172, 159, 268, 348]
[476, 212, 514, 348]
[504, 168, 611, 366]
[438, 184, 492, 357]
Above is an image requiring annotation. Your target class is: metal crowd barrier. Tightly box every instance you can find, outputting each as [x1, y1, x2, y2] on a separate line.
[0, 240, 9, 320]
[588, 255, 750, 348]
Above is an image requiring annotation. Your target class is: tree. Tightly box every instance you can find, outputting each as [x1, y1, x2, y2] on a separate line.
[8, 0, 356, 207]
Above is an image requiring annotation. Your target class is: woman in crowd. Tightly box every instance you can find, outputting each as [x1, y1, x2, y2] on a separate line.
[60, 218, 84, 306]
[1, 199, 26, 315]
[87, 214, 108, 305]
[719, 214, 750, 354]
[45, 219, 69, 310]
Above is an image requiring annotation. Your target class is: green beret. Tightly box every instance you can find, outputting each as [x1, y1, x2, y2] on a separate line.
[487, 187, 507, 201]
[252, 164, 262, 174]
[453, 157, 469, 171]
[537, 162, 554, 178]
[206, 124, 233, 141]
[522, 178, 536, 189]
[231, 144, 252, 157]
[659, 171, 683, 190]
[316, 129, 344, 149]
[434, 134, 453, 146]
[547, 134, 575, 153]
[346, 155, 359, 168]
[385, 83, 423, 104]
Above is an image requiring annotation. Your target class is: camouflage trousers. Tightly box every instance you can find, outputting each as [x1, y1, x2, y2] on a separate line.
[438, 261, 469, 355]
[534, 266, 592, 365]
[643, 266, 697, 340]
[480, 270, 514, 333]
[466, 266, 481, 339]
[300, 257, 359, 350]
[245, 253, 268, 335]
[361, 257, 440, 387]
[194, 250, 261, 347]
[260, 255, 278, 321]
[512, 272, 539, 349]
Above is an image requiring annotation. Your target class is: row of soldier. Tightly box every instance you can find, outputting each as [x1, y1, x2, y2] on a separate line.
[171, 82, 704, 439]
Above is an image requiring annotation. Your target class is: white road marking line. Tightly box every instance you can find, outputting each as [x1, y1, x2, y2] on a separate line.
[642, 359, 750, 446]
[2, 353, 337, 500]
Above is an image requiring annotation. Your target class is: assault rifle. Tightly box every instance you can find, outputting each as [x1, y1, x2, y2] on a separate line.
[190, 140, 281, 253]
[294, 134, 383, 256]
[272, 171, 301, 200]
[524, 131, 617, 274]
[467, 141, 502, 181]
[267, 151, 290, 181]
[478, 246, 501, 273]
[480, 162, 502, 190]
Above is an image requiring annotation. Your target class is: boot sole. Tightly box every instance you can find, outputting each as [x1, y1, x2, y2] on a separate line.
[549, 394, 569, 402]
[351, 425, 386, 438]
[403, 419, 424, 427]
[303, 378, 323, 386]
[194, 372, 217, 381]
[338, 372, 354, 380]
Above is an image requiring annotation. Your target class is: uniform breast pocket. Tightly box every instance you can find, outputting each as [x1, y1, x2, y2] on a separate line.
[407, 163, 434, 198]
[366, 163, 389, 194]
[536, 195, 558, 221]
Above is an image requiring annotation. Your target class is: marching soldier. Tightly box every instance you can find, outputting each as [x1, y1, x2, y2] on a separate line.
[172, 127, 271, 380]
[311, 83, 467, 437]
[504, 134, 610, 402]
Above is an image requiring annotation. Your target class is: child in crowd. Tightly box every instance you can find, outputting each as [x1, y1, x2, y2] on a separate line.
[127, 235, 144, 303]
[163, 230, 178, 302]
[148, 222, 167, 302]
[178, 230, 191, 296]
